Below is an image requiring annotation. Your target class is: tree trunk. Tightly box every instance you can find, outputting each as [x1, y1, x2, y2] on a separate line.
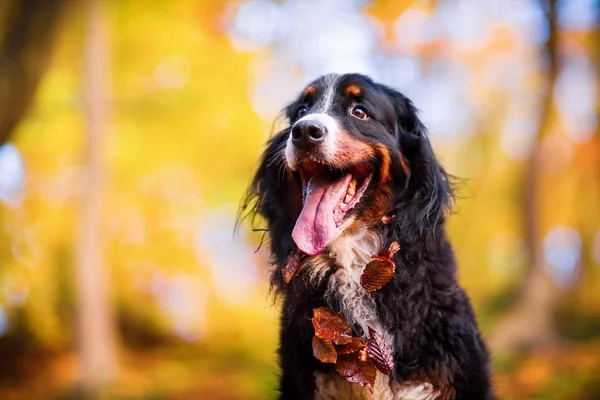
[0, 0, 66, 146]
[489, 0, 561, 353]
[74, 0, 117, 393]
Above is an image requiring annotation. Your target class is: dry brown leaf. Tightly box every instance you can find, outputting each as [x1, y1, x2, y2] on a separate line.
[360, 258, 395, 292]
[367, 327, 394, 375]
[358, 347, 369, 362]
[335, 337, 366, 355]
[378, 249, 391, 259]
[311, 307, 352, 344]
[312, 336, 337, 364]
[388, 241, 400, 258]
[336, 354, 360, 378]
[376, 241, 400, 259]
[381, 214, 396, 224]
[336, 354, 377, 392]
[282, 251, 301, 284]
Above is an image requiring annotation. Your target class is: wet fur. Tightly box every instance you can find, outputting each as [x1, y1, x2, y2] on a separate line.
[239, 74, 494, 399]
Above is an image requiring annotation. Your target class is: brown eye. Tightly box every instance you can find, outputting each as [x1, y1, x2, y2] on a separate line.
[351, 106, 368, 120]
[297, 106, 308, 118]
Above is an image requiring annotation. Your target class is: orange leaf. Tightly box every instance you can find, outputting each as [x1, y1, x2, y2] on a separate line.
[358, 347, 369, 362]
[336, 354, 360, 377]
[312, 336, 337, 364]
[388, 241, 400, 258]
[360, 258, 395, 292]
[311, 307, 352, 345]
[335, 337, 366, 355]
[282, 251, 301, 284]
[336, 354, 377, 392]
[376, 241, 400, 259]
[381, 214, 396, 224]
[367, 327, 394, 375]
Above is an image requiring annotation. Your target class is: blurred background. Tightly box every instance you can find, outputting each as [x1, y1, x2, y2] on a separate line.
[0, 0, 599, 399]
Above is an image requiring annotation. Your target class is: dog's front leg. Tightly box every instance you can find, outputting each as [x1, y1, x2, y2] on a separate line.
[277, 296, 322, 400]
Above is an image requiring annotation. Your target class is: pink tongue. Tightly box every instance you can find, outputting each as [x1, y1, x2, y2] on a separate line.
[292, 173, 352, 256]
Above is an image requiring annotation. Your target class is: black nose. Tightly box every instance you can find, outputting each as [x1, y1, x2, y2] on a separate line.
[291, 120, 327, 151]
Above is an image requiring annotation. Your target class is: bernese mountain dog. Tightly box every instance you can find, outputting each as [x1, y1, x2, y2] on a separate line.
[241, 73, 494, 400]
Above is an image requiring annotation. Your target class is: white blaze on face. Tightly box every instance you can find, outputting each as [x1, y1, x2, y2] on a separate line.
[315, 73, 340, 114]
[285, 74, 365, 256]
[285, 74, 342, 168]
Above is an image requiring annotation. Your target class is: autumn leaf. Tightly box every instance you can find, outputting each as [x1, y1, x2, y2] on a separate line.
[312, 336, 337, 363]
[335, 337, 366, 355]
[336, 354, 377, 392]
[367, 327, 394, 375]
[375, 241, 400, 259]
[335, 354, 360, 378]
[282, 250, 302, 284]
[311, 307, 352, 344]
[358, 347, 369, 362]
[360, 257, 395, 292]
[381, 214, 396, 225]
[387, 241, 400, 258]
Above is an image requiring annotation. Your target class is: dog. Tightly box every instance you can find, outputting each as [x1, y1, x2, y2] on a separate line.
[241, 74, 494, 400]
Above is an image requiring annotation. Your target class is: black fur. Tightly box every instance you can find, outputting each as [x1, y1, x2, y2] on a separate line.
[240, 74, 494, 399]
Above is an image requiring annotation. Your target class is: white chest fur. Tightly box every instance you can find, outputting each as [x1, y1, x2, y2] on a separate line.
[305, 225, 385, 336]
[314, 372, 439, 400]
[293, 227, 441, 399]
[304, 226, 405, 399]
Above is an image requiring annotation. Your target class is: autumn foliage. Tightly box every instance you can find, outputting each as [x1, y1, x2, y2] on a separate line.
[310, 306, 396, 391]
[1, 0, 599, 399]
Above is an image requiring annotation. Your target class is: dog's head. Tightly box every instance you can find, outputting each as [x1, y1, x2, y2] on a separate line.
[242, 73, 452, 258]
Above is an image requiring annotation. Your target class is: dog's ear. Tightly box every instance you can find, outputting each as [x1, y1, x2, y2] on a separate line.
[237, 127, 299, 260]
[385, 87, 453, 232]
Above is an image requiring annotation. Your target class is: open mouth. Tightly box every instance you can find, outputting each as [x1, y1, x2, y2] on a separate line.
[292, 159, 374, 256]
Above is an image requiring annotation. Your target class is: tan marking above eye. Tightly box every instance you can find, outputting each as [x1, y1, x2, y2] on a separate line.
[345, 85, 362, 96]
[304, 85, 317, 96]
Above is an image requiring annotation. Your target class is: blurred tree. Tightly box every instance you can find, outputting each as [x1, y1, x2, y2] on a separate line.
[75, 0, 117, 393]
[0, 0, 67, 146]
[489, 0, 561, 353]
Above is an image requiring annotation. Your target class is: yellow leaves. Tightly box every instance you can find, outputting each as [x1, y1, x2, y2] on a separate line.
[364, 0, 420, 22]
[364, 0, 422, 45]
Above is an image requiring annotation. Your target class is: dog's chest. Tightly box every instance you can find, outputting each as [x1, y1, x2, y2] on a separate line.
[305, 227, 384, 336]
[314, 372, 439, 400]
[303, 230, 441, 399]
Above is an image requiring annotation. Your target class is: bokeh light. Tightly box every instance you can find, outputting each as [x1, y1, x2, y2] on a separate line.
[0, 1, 598, 399]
